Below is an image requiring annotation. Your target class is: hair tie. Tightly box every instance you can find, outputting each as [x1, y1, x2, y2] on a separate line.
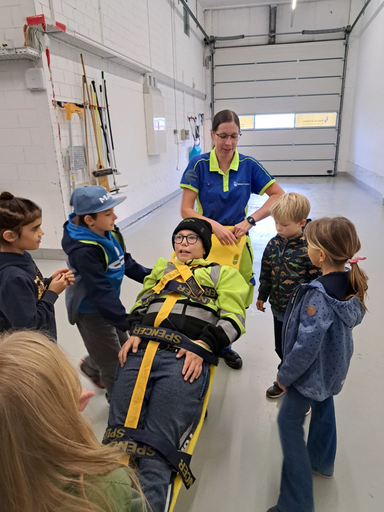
[348, 256, 366, 265]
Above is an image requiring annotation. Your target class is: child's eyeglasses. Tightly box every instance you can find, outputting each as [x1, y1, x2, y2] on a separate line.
[214, 132, 242, 140]
[173, 234, 199, 244]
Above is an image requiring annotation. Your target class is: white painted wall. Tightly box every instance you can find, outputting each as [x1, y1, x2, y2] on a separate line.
[338, 0, 384, 200]
[0, 0, 206, 250]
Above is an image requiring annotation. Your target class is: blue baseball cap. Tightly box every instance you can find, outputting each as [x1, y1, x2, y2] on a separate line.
[70, 186, 126, 215]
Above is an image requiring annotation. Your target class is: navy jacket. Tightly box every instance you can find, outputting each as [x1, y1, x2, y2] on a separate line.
[62, 220, 151, 332]
[278, 278, 365, 401]
[0, 251, 58, 339]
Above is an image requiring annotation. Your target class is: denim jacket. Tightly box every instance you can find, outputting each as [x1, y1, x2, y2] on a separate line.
[278, 280, 365, 401]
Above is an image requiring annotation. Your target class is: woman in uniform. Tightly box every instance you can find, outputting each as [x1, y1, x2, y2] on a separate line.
[180, 109, 284, 369]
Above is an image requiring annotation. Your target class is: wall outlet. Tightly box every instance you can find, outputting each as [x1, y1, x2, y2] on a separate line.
[180, 129, 190, 140]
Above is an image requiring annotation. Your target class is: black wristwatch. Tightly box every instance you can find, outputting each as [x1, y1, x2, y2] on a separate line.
[246, 216, 256, 226]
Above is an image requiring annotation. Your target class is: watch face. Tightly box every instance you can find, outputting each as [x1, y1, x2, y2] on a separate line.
[247, 217, 255, 225]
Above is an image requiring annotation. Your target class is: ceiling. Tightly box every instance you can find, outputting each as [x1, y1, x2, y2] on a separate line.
[200, 0, 319, 10]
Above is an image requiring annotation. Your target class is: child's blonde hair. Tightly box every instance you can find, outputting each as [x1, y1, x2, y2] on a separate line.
[269, 192, 311, 223]
[305, 217, 368, 309]
[0, 330, 144, 512]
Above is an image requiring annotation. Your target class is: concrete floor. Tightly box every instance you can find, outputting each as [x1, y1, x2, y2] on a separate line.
[37, 175, 383, 512]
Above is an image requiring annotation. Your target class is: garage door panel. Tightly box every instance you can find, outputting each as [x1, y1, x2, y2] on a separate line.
[214, 41, 345, 66]
[215, 64, 255, 82]
[259, 160, 334, 176]
[215, 77, 342, 99]
[215, 59, 343, 82]
[239, 145, 335, 160]
[239, 128, 337, 146]
[215, 95, 340, 115]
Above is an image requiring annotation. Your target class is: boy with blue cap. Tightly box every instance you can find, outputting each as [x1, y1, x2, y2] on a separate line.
[62, 186, 151, 401]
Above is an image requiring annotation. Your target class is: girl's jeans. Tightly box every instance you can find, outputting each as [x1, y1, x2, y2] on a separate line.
[277, 386, 337, 512]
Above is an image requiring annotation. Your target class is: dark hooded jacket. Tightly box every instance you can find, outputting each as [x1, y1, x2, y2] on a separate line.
[0, 251, 57, 339]
[62, 216, 151, 331]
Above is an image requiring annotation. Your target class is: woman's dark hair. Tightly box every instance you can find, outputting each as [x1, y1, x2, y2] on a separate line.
[212, 110, 240, 133]
[74, 213, 98, 227]
[0, 192, 42, 245]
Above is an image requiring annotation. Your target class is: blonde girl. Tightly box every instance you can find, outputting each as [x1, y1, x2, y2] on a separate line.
[0, 330, 146, 512]
[267, 216, 368, 512]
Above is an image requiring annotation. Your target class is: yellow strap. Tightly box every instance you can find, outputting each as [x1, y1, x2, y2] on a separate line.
[152, 262, 204, 298]
[124, 291, 180, 430]
[152, 268, 180, 294]
[173, 262, 204, 296]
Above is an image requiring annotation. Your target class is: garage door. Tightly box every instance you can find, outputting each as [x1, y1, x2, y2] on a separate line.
[214, 40, 345, 176]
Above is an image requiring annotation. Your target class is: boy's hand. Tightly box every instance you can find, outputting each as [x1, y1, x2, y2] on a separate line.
[48, 273, 69, 295]
[256, 300, 266, 312]
[78, 389, 95, 411]
[118, 335, 141, 367]
[176, 348, 204, 383]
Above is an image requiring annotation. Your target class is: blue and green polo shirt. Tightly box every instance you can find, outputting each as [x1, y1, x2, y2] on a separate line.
[180, 149, 275, 225]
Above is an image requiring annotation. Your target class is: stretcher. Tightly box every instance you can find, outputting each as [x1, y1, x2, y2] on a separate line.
[103, 233, 247, 511]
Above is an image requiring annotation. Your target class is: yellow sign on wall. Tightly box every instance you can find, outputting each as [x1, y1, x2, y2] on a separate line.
[295, 113, 337, 128]
[239, 115, 254, 130]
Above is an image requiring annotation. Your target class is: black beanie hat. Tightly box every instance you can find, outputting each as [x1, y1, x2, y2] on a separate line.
[172, 218, 213, 259]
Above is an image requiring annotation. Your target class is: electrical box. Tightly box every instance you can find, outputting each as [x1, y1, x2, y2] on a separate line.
[143, 84, 167, 155]
[180, 129, 190, 141]
[25, 68, 46, 91]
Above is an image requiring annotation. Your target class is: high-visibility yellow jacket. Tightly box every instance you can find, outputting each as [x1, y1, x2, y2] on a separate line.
[128, 257, 248, 355]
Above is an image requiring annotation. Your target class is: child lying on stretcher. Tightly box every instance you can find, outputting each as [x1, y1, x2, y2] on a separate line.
[105, 218, 248, 512]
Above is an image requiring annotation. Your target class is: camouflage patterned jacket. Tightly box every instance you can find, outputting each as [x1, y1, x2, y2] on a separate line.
[257, 233, 321, 313]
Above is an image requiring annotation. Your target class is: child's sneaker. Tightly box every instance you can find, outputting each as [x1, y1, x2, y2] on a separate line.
[80, 358, 105, 389]
[266, 381, 286, 399]
[312, 470, 333, 479]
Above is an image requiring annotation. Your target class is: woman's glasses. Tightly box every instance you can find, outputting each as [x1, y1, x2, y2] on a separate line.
[173, 234, 199, 244]
[214, 132, 242, 140]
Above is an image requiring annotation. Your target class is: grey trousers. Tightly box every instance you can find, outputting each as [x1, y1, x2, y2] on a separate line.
[76, 313, 128, 398]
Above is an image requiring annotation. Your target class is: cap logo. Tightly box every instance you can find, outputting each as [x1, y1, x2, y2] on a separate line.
[99, 192, 112, 204]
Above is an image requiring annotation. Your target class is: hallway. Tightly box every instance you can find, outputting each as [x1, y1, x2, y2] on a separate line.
[38, 174, 383, 512]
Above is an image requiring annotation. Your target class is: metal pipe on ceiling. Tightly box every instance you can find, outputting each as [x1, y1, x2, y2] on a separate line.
[269, 5, 277, 44]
